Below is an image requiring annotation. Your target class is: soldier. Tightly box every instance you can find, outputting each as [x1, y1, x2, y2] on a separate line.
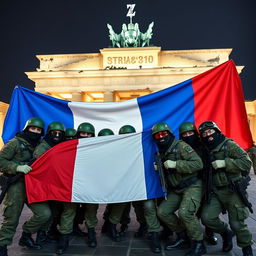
[65, 128, 77, 141]
[76, 122, 99, 248]
[246, 143, 256, 175]
[29, 121, 75, 255]
[102, 125, 135, 242]
[118, 125, 163, 254]
[179, 122, 218, 245]
[152, 122, 206, 256]
[199, 121, 253, 256]
[0, 117, 51, 256]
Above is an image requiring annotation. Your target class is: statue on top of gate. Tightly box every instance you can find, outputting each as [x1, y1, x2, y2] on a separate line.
[107, 4, 154, 48]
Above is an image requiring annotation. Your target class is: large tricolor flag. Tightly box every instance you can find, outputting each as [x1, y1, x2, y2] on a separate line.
[2, 60, 252, 204]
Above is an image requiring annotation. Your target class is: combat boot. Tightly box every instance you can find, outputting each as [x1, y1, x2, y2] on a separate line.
[205, 227, 217, 245]
[36, 230, 48, 245]
[19, 231, 41, 249]
[56, 234, 69, 255]
[108, 223, 121, 242]
[242, 245, 253, 256]
[0, 245, 7, 256]
[185, 240, 207, 256]
[165, 231, 190, 250]
[88, 228, 97, 248]
[220, 228, 233, 252]
[134, 223, 147, 238]
[149, 232, 161, 253]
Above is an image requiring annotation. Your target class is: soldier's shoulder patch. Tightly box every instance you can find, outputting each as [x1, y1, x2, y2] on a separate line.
[184, 145, 194, 154]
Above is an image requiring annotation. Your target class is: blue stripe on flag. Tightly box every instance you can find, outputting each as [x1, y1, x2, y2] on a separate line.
[2, 86, 74, 143]
[137, 79, 195, 198]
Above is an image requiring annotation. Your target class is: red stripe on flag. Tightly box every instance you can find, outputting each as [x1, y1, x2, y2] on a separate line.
[192, 60, 252, 149]
[25, 139, 78, 203]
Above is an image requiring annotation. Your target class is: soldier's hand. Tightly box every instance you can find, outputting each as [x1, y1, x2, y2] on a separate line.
[153, 162, 158, 171]
[164, 160, 176, 169]
[212, 160, 226, 170]
[16, 165, 32, 174]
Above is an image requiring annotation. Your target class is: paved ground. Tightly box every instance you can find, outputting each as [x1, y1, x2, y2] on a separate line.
[2, 173, 256, 256]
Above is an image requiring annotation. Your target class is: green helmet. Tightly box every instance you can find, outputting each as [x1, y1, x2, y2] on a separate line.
[179, 122, 197, 135]
[24, 117, 45, 135]
[151, 122, 172, 135]
[65, 128, 77, 138]
[198, 121, 221, 134]
[119, 125, 136, 134]
[47, 121, 65, 133]
[98, 128, 114, 136]
[77, 122, 95, 135]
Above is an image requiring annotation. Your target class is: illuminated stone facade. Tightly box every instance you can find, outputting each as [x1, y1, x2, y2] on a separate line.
[0, 47, 255, 147]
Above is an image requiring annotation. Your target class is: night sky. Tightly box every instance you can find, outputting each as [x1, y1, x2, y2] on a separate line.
[1, 0, 255, 103]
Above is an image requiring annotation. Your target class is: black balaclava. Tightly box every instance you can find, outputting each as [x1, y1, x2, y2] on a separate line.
[44, 131, 64, 147]
[18, 130, 41, 147]
[156, 133, 175, 152]
[201, 131, 225, 150]
[182, 134, 200, 148]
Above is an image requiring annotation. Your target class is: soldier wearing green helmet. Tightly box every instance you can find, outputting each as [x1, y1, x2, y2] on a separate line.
[152, 122, 206, 256]
[179, 122, 218, 246]
[118, 125, 136, 134]
[0, 117, 50, 256]
[198, 121, 253, 256]
[77, 122, 95, 138]
[26, 121, 76, 255]
[98, 128, 114, 136]
[75, 122, 99, 248]
[65, 128, 77, 141]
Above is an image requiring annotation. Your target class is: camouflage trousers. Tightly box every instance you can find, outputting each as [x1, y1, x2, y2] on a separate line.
[157, 180, 203, 241]
[201, 187, 252, 248]
[0, 180, 51, 246]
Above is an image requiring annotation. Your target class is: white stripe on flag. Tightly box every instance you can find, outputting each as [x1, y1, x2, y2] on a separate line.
[68, 99, 143, 134]
[72, 133, 147, 203]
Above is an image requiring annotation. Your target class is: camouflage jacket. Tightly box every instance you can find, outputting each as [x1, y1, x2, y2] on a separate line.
[33, 139, 51, 159]
[210, 138, 252, 186]
[0, 135, 35, 175]
[161, 139, 203, 188]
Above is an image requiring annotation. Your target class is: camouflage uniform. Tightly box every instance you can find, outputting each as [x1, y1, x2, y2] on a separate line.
[157, 139, 204, 241]
[201, 138, 253, 248]
[0, 135, 51, 246]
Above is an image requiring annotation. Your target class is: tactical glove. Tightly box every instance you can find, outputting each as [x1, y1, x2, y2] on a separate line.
[164, 160, 176, 169]
[212, 160, 226, 170]
[153, 162, 158, 171]
[16, 165, 32, 174]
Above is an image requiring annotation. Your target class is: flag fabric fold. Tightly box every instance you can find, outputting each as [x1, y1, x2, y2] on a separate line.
[2, 59, 252, 204]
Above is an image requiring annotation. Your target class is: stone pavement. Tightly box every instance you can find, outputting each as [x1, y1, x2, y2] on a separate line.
[2, 173, 256, 256]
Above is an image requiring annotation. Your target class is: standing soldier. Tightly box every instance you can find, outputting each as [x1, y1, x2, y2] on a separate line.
[102, 125, 135, 242]
[152, 122, 206, 256]
[0, 117, 50, 256]
[28, 121, 75, 255]
[199, 121, 253, 256]
[76, 122, 99, 248]
[179, 122, 218, 245]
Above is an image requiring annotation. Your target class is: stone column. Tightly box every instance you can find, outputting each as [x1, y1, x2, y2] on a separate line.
[104, 91, 113, 102]
[72, 92, 82, 102]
